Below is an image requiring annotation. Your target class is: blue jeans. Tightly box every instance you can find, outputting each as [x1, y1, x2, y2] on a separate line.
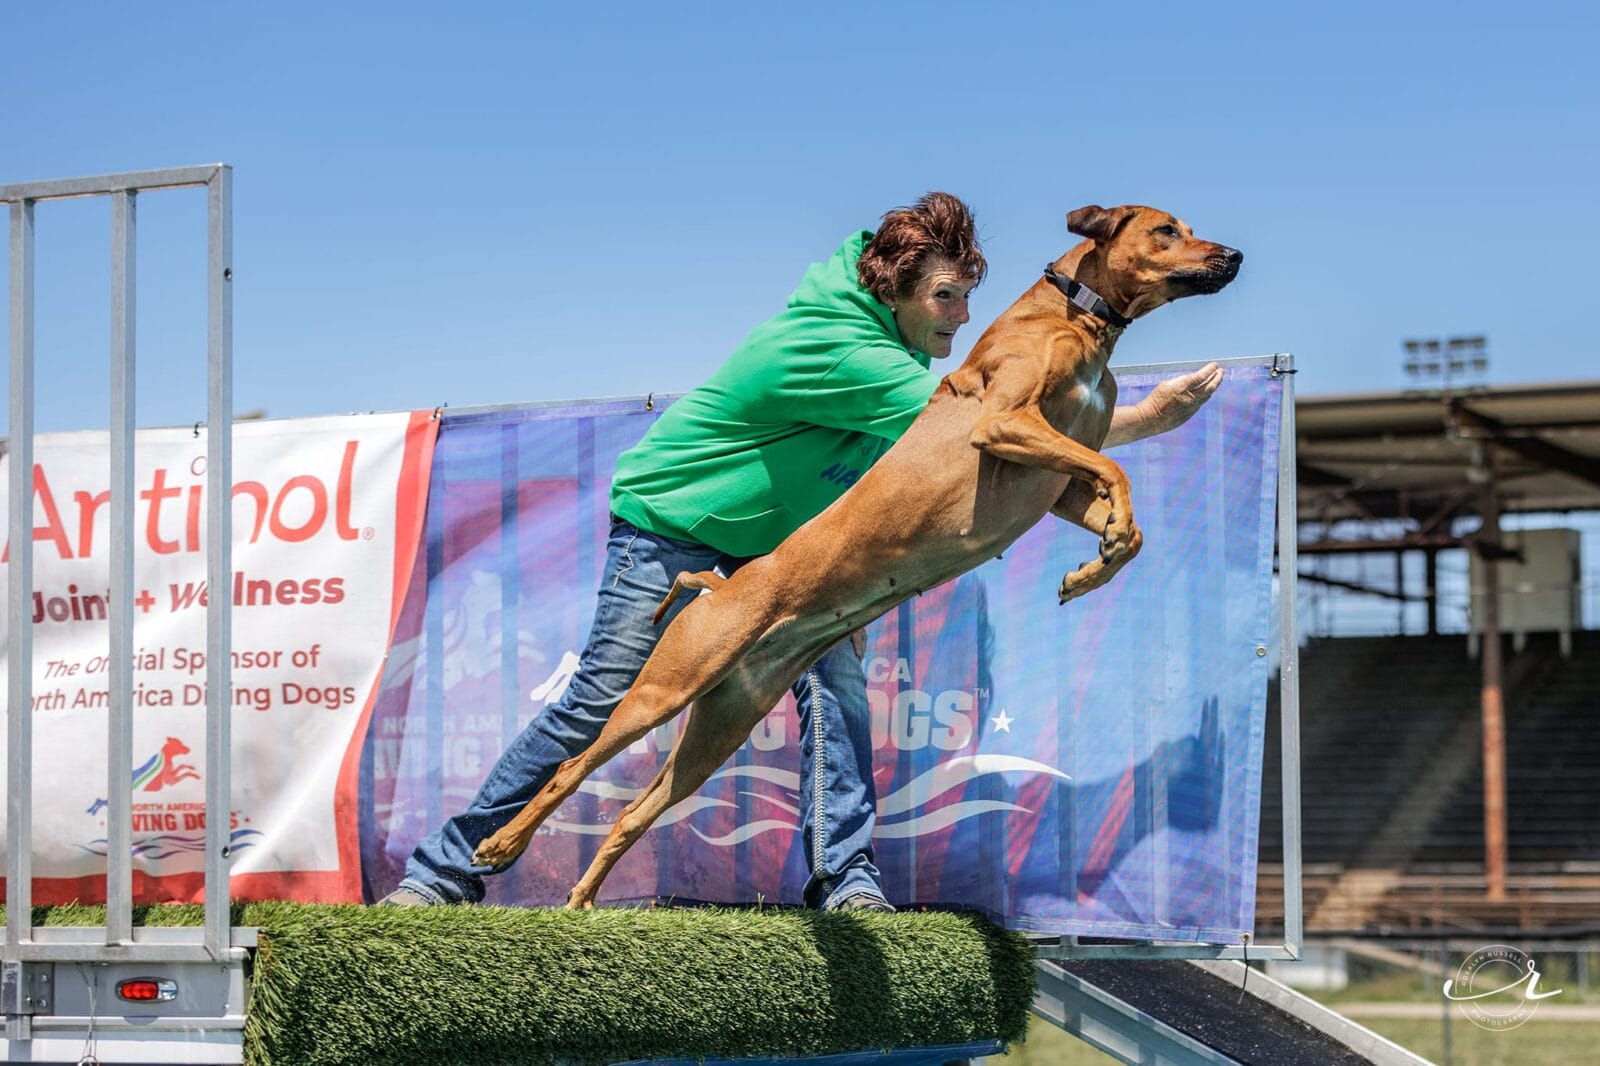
[400, 517, 884, 909]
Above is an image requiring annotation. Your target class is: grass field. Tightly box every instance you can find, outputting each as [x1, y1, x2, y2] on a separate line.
[1311, 957, 1599, 1008]
[994, 1012, 1592, 1064]
[1356, 1016, 1590, 1065]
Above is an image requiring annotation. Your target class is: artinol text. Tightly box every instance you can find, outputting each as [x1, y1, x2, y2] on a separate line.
[3, 440, 364, 562]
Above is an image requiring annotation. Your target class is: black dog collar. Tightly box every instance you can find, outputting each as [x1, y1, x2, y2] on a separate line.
[1042, 266, 1132, 328]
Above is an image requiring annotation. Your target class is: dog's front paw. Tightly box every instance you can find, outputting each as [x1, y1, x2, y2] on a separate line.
[471, 829, 526, 870]
[1099, 515, 1142, 565]
[1058, 561, 1103, 603]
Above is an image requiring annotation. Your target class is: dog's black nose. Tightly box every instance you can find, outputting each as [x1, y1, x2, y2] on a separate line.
[1221, 247, 1243, 266]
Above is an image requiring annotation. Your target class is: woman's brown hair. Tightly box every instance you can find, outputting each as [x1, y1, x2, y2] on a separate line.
[857, 191, 986, 303]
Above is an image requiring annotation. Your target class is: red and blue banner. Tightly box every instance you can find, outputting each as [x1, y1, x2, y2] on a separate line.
[360, 362, 1282, 941]
[2, 413, 437, 905]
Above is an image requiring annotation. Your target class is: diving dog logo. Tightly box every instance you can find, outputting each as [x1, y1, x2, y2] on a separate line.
[77, 735, 264, 864]
[85, 737, 201, 814]
[134, 736, 201, 792]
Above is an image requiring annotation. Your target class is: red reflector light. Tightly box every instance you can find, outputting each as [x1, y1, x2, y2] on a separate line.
[116, 978, 177, 1002]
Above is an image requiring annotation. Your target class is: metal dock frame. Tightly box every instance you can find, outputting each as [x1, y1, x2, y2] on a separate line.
[1025, 356, 1337, 1060]
[4, 165, 252, 1064]
[1028, 351, 1304, 964]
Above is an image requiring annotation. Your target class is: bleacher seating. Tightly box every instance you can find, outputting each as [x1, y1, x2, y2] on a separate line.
[1250, 863, 1340, 931]
[1412, 630, 1600, 865]
[1257, 635, 1483, 866]
[1253, 631, 1600, 934]
[1365, 872, 1600, 931]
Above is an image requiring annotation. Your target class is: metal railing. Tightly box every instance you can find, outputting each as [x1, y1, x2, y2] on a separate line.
[3, 166, 239, 983]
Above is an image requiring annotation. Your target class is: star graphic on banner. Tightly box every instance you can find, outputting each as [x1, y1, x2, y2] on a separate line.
[991, 709, 1014, 733]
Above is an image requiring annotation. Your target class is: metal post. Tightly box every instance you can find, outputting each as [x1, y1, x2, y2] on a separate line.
[6, 198, 37, 958]
[1477, 447, 1507, 901]
[204, 166, 234, 957]
[107, 189, 137, 942]
[1395, 550, 1406, 635]
[1425, 548, 1439, 635]
[1276, 355, 1304, 956]
[1440, 947, 1453, 1066]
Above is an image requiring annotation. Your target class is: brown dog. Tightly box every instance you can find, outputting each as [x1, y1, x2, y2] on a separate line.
[473, 205, 1242, 905]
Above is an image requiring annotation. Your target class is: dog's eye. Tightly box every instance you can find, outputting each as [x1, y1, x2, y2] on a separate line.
[1155, 224, 1180, 238]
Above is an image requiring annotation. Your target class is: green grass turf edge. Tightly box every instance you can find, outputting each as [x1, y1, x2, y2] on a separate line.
[3, 903, 1035, 1066]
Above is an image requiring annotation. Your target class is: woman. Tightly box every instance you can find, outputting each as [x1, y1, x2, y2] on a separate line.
[382, 192, 1218, 911]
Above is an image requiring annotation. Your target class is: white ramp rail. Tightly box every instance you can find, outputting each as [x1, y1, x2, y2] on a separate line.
[3, 165, 252, 1065]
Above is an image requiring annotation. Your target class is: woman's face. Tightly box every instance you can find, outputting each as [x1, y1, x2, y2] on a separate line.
[887, 256, 976, 359]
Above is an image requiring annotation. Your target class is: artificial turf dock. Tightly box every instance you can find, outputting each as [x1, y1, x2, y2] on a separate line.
[5, 903, 1035, 1065]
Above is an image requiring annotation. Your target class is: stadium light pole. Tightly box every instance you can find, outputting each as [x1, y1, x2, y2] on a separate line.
[1409, 335, 1505, 901]
[1472, 444, 1509, 902]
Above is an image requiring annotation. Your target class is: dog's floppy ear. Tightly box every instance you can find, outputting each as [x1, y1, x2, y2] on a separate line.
[1066, 205, 1137, 244]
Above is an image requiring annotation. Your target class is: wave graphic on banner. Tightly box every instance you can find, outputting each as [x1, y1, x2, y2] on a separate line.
[875, 755, 1069, 838]
[77, 828, 266, 862]
[538, 755, 1071, 845]
[877, 755, 1070, 815]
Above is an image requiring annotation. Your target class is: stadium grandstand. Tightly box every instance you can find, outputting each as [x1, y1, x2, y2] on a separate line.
[1256, 379, 1600, 940]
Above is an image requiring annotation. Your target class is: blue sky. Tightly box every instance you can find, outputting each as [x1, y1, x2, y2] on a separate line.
[3, 1, 1596, 433]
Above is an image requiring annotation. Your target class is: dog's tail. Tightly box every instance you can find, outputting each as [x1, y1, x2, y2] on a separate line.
[653, 570, 726, 625]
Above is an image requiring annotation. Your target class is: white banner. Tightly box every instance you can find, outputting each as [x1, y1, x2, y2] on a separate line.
[1, 412, 435, 903]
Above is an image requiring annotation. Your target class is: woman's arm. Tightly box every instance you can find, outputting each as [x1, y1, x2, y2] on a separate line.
[1101, 362, 1224, 448]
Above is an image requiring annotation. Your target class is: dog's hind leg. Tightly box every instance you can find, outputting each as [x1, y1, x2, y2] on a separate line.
[565, 659, 802, 908]
[470, 704, 666, 869]
[471, 581, 781, 869]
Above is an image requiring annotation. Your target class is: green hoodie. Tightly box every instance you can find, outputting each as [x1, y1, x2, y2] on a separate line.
[610, 231, 942, 557]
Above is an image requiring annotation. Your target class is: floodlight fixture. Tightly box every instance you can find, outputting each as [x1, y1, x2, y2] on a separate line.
[1402, 334, 1488, 393]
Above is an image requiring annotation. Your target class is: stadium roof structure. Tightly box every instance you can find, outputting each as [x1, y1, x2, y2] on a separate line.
[1296, 379, 1600, 553]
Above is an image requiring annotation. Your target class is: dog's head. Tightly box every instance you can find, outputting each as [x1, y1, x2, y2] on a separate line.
[1063, 205, 1242, 320]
